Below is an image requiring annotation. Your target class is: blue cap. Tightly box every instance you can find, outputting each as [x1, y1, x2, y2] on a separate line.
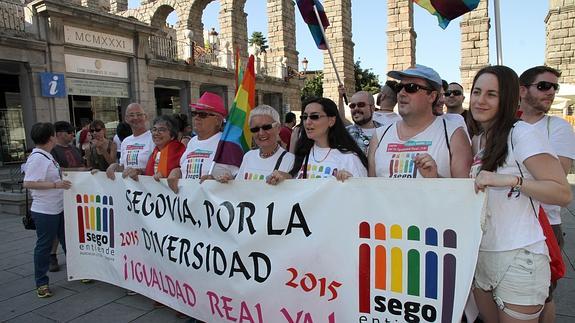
[387, 64, 442, 90]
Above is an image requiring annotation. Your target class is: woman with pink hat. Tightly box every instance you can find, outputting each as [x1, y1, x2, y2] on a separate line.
[167, 92, 238, 192]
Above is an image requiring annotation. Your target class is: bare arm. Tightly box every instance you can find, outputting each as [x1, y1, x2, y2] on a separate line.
[104, 141, 118, 165]
[449, 128, 473, 178]
[558, 156, 573, 175]
[23, 180, 71, 190]
[337, 85, 352, 127]
[367, 134, 378, 177]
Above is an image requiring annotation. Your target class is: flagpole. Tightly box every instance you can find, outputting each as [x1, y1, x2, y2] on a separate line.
[312, 4, 349, 104]
[494, 0, 503, 64]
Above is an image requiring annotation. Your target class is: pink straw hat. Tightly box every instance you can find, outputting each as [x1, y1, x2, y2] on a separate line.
[190, 92, 227, 118]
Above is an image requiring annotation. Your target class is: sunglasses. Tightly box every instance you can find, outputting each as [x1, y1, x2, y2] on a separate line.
[249, 123, 276, 133]
[191, 111, 217, 118]
[530, 81, 559, 92]
[300, 114, 328, 121]
[349, 102, 369, 109]
[90, 128, 103, 133]
[444, 90, 463, 97]
[396, 83, 434, 94]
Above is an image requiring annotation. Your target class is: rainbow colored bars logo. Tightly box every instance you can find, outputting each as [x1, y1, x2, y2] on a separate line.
[358, 222, 457, 323]
[76, 194, 115, 248]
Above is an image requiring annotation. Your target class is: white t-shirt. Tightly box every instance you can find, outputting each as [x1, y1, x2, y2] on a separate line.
[533, 115, 575, 225]
[479, 121, 556, 252]
[373, 111, 402, 126]
[119, 131, 154, 169]
[442, 113, 470, 142]
[23, 148, 64, 214]
[113, 135, 122, 153]
[296, 145, 367, 179]
[237, 148, 295, 180]
[373, 117, 460, 178]
[180, 132, 238, 179]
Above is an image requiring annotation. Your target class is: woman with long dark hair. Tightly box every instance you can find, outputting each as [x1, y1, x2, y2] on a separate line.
[470, 65, 571, 322]
[267, 97, 367, 184]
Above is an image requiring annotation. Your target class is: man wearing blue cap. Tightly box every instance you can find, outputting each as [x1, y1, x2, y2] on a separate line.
[367, 64, 472, 179]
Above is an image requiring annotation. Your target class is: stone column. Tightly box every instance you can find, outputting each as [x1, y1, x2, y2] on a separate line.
[387, 0, 416, 74]
[219, 0, 248, 62]
[546, 0, 575, 83]
[459, 0, 490, 92]
[110, 0, 128, 13]
[322, 0, 355, 102]
[267, 0, 298, 72]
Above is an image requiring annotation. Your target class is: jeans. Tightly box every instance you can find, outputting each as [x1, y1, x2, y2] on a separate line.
[32, 211, 66, 287]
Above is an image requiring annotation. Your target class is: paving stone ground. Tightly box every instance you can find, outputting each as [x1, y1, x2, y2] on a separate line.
[1, 189, 574, 322]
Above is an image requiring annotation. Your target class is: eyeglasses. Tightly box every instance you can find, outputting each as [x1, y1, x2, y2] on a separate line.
[396, 83, 434, 94]
[349, 102, 369, 109]
[530, 81, 559, 92]
[191, 111, 217, 118]
[249, 123, 276, 133]
[126, 113, 145, 118]
[151, 127, 169, 133]
[90, 128, 103, 133]
[444, 90, 463, 97]
[300, 114, 328, 121]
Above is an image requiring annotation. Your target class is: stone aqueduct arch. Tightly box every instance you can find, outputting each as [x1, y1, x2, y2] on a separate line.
[112, 0, 572, 104]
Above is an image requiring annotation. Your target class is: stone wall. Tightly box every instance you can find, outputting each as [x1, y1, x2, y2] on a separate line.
[266, 0, 298, 72]
[322, 0, 355, 103]
[386, 0, 416, 74]
[459, 0, 490, 92]
[546, 0, 575, 83]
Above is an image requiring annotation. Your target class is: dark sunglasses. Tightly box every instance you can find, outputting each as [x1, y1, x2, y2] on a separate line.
[396, 83, 434, 94]
[300, 114, 328, 121]
[249, 123, 275, 133]
[444, 90, 463, 97]
[90, 128, 103, 133]
[191, 111, 217, 118]
[349, 102, 369, 109]
[530, 81, 559, 92]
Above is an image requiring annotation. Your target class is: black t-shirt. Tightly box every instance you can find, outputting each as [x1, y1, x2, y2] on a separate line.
[51, 144, 84, 168]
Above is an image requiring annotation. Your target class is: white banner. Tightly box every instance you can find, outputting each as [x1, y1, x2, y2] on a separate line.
[64, 172, 484, 323]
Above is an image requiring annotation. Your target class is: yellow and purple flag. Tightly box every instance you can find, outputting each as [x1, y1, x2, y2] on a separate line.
[297, 0, 330, 50]
[414, 0, 480, 29]
[213, 55, 256, 167]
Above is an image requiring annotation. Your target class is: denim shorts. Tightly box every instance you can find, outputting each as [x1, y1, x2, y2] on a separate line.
[474, 248, 550, 306]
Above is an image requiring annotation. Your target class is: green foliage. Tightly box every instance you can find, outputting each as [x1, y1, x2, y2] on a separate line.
[301, 72, 324, 103]
[248, 31, 269, 53]
[354, 60, 381, 94]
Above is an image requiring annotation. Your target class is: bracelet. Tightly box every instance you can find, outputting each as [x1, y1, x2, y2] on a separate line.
[507, 176, 522, 198]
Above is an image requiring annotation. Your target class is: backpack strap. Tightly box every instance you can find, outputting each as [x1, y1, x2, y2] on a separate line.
[31, 151, 51, 160]
[273, 151, 288, 171]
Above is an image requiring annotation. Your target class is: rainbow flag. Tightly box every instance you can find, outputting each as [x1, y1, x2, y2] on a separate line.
[414, 0, 480, 29]
[297, 0, 330, 50]
[213, 55, 256, 167]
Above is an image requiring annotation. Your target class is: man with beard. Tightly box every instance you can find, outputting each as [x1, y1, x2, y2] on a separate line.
[338, 87, 382, 153]
[519, 66, 575, 323]
[444, 82, 467, 117]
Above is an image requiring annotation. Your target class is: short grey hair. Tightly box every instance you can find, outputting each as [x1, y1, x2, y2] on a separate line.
[152, 115, 178, 139]
[249, 105, 280, 125]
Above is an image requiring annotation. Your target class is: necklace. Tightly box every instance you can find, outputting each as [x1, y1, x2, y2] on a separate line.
[260, 145, 279, 159]
[312, 146, 332, 163]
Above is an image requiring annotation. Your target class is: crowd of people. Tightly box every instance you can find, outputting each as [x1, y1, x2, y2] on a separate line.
[22, 63, 574, 323]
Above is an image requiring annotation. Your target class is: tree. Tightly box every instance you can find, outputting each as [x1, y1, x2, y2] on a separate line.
[301, 72, 323, 103]
[354, 59, 381, 94]
[248, 31, 269, 53]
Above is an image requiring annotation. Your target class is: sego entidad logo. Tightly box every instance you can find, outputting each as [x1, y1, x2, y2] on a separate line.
[358, 222, 457, 323]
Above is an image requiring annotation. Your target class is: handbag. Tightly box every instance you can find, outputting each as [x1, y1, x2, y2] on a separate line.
[511, 126, 565, 283]
[22, 188, 36, 230]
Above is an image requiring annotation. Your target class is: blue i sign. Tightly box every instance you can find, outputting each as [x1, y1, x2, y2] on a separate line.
[40, 72, 66, 97]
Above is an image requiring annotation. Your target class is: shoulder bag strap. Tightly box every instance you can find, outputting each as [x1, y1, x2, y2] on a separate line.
[443, 118, 452, 160]
[273, 151, 288, 171]
[510, 126, 538, 217]
[302, 152, 310, 179]
[377, 123, 394, 148]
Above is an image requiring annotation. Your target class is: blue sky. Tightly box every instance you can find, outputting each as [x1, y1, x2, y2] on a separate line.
[129, 0, 548, 86]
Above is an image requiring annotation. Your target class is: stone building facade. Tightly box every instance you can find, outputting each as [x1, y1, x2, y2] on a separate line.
[0, 0, 301, 167]
[546, 0, 575, 83]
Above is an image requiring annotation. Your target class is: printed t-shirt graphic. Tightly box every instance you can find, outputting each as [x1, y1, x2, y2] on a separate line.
[386, 141, 431, 178]
[296, 146, 367, 179]
[237, 148, 294, 180]
[180, 133, 221, 179]
[120, 131, 154, 169]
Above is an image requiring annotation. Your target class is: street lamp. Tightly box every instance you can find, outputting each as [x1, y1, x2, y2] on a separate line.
[301, 57, 309, 74]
